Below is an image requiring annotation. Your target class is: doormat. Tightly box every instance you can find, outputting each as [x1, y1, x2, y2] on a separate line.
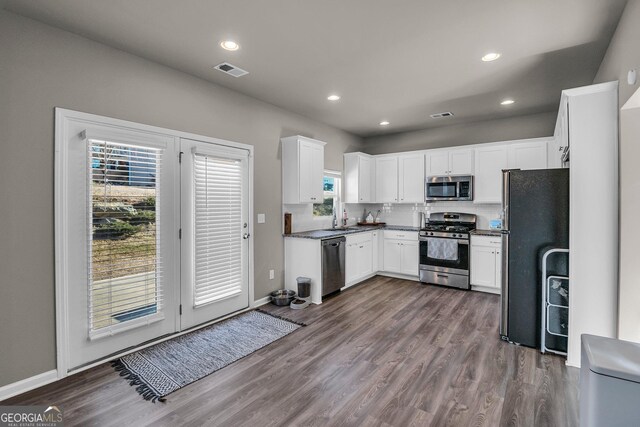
[112, 309, 304, 402]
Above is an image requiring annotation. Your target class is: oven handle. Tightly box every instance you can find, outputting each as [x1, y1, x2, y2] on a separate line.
[419, 237, 469, 245]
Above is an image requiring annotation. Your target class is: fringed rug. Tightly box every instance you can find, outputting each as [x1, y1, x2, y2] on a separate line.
[112, 309, 304, 402]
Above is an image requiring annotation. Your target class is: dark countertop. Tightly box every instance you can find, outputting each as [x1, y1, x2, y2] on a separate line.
[284, 225, 420, 240]
[470, 229, 502, 237]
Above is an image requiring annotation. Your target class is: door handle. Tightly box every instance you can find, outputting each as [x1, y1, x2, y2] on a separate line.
[243, 233, 251, 239]
[437, 274, 448, 278]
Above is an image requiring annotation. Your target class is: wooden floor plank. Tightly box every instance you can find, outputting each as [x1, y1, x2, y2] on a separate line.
[2, 276, 578, 426]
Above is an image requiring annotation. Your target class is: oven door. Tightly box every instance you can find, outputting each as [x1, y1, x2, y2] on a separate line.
[419, 237, 469, 274]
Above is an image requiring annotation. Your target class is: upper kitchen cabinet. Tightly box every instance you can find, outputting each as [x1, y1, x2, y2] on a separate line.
[374, 153, 424, 203]
[425, 150, 449, 175]
[398, 153, 425, 203]
[344, 152, 375, 203]
[375, 155, 399, 203]
[281, 135, 326, 204]
[474, 145, 509, 204]
[426, 148, 474, 176]
[508, 140, 548, 170]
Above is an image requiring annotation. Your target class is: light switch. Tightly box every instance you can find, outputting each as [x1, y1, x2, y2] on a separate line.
[269, 269, 275, 280]
[257, 213, 266, 223]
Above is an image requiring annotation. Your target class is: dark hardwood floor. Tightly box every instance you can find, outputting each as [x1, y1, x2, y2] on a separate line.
[3, 276, 579, 426]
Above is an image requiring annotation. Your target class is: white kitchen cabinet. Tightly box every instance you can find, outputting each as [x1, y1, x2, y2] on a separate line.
[282, 135, 326, 204]
[372, 230, 380, 272]
[508, 141, 547, 170]
[474, 145, 509, 204]
[398, 154, 425, 203]
[449, 149, 474, 175]
[382, 231, 419, 276]
[344, 153, 374, 203]
[426, 151, 449, 176]
[470, 235, 502, 293]
[426, 149, 474, 176]
[345, 232, 374, 286]
[375, 155, 399, 203]
[383, 239, 402, 273]
[400, 241, 419, 276]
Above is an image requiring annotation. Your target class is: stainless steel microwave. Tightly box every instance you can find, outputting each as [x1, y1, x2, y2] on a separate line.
[425, 175, 473, 202]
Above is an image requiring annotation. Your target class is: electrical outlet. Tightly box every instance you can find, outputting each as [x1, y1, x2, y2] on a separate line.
[269, 269, 275, 280]
[257, 213, 266, 224]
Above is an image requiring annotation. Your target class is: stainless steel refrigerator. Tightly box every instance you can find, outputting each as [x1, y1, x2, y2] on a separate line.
[500, 168, 569, 348]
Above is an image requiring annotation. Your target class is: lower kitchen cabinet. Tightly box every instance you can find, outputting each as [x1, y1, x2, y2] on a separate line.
[470, 235, 502, 293]
[345, 232, 374, 286]
[382, 230, 419, 276]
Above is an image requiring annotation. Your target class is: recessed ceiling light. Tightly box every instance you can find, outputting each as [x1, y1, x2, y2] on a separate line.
[482, 52, 501, 62]
[327, 94, 340, 101]
[379, 121, 390, 126]
[500, 99, 515, 105]
[220, 40, 239, 51]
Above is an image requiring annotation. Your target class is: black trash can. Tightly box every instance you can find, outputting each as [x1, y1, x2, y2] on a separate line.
[296, 277, 311, 299]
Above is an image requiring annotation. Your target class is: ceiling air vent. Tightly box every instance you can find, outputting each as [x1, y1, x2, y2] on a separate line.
[430, 112, 454, 119]
[214, 62, 249, 77]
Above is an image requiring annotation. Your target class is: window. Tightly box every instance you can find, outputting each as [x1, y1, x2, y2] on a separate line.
[313, 172, 341, 217]
[88, 138, 164, 333]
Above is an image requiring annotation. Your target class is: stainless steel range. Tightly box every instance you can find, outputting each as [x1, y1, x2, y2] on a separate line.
[419, 212, 476, 290]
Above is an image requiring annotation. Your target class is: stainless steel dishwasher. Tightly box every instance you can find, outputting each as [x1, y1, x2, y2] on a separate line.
[321, 236, 346, 296]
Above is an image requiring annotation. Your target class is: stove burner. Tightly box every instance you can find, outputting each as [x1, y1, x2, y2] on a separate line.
[422, 224, 473, 233]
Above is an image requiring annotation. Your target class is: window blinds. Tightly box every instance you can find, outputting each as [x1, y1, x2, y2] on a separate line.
[88, 139, 163, 332]
[193, 153, 244, 306]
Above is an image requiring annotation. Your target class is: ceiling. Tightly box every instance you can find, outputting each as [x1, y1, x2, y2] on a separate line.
[2, 0, 628, 137]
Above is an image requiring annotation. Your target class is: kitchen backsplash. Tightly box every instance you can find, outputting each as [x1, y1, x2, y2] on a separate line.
[283, 202, 502, 233]
[345, 202, 502, 230]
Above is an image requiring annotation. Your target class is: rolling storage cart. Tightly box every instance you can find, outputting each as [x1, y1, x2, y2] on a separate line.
[541, 248, 569, 355]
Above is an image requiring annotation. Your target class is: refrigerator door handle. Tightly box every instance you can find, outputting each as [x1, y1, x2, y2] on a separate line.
[499, 233, 509, 338]
[502, 170, 510, 230]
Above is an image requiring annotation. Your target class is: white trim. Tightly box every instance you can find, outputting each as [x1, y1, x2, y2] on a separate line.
[471, 285, 501, 295]
[376, 272, 421, 282]
[0, 370, 58, 402]
[55, 108, 256, 379]
[252, 296, 271, 307]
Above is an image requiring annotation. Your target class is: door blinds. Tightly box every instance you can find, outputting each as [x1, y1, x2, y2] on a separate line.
[193, 153, 244, 306]
[88, 139, 163, 333]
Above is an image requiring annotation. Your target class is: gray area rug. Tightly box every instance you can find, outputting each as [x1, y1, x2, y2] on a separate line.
[113, 309, 304, 402]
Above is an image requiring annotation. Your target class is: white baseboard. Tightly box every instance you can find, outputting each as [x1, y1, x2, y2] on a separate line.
[377, 272, 420, 282]
[0, 370, 59, 402]
[252, 296, 271, 307]
[471, 285, 501, 295]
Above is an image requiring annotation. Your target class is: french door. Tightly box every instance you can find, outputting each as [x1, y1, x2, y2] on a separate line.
[58, 110, 251, 372]
[180, 138, 250, 329]
[63, 124, 180, 370]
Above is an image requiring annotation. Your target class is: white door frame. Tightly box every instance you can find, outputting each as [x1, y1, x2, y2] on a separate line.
[55, 108, 254, 379]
